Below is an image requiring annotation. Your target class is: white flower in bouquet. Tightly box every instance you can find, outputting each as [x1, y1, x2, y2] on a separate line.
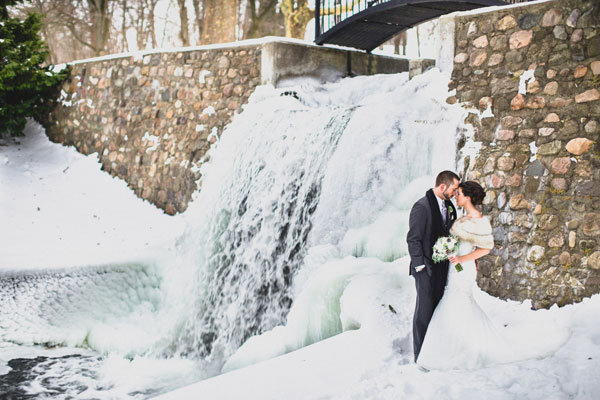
[432, 235, 463, 272]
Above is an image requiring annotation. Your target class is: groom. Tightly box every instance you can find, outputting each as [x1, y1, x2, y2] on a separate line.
[407, 170, 459, 362]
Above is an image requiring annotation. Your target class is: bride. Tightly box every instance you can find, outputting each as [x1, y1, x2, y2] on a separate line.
[417, 181, 518, 370]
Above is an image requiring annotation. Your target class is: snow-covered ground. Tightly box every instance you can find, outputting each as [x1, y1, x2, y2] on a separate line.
[1, 69, 599, 400]
[0, 123, 184, 271]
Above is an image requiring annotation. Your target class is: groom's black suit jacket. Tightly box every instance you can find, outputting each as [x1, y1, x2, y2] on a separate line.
[407, 189, 457, 277]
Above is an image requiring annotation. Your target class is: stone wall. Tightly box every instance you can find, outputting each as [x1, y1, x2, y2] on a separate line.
[450, 0, 600, 308]
[47, 39, 413, 214]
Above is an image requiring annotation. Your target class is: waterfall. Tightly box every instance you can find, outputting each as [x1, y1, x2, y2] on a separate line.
[158, 69, 465, 366]
[0, 69, 469, 397]
[162, 89, 355, 363]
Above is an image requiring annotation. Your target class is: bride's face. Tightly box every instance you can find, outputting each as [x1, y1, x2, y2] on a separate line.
[455, 187, 470, 208]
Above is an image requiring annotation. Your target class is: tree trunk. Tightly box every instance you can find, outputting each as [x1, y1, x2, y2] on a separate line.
[201, 0, 237, 44]
[88, 0, 111, 55]
[177, 0, 190, 46]
[192, 0, 203, 44]
[281, 0, 312, 39]
[244, 0, 283, 39]
[121, 0, 129, 51]
[149, 0, 158, 48]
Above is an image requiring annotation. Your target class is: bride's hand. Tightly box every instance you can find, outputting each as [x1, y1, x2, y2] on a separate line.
[448, 255, 463, 264]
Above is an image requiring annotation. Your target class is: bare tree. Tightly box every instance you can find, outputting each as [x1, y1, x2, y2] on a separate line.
[176, 0, 190, 46]
[10, 0, 96, 62]
[392, 32, 407, 55]
[51, 0, 116, 57]
[201, 0, 237, 44]
[192, 0, 204, 43]
[280, 0, 312, 39]
[243, 0, 283, 39]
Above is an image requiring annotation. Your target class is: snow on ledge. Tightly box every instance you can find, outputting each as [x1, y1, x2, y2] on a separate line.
[453, 0, 556, 18]
[64, 36, 414, 66]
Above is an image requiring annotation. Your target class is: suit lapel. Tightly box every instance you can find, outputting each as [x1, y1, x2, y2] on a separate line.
[426, 189, 446, 236]
[445, 200, 457, 230]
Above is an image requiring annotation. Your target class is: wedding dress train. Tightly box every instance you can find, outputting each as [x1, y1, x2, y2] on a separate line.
[416, 217, 561, 370]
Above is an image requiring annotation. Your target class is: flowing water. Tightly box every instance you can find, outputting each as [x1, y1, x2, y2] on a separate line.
[0, 69, 469, 399]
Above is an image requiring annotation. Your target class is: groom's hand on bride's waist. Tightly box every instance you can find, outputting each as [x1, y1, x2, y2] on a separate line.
[415, 265, 425, 272]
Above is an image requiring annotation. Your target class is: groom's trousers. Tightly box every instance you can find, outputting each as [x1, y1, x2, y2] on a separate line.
[412, 266, 447, 362]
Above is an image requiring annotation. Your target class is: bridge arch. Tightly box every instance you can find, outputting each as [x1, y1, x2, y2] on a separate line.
[315, 0, 508, 52]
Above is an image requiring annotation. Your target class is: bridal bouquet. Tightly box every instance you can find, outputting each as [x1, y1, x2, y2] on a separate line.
[432, 235, 463, 272]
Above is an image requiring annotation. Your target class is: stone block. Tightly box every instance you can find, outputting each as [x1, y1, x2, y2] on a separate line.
[567, 9, 581, 28]
[511, 94, 525, 110]
[541, 8, 563, 27]
[507, 173, 522, 187]
[473, 35, 489, 48]
[519, 128, 537, 138]
[497, 156, 516, 171]
[582, 213, 600, 237]
[518, 13, 541, 30]
[587, 37, 600, 58]
[527, 80, 540, 94]
[488, 173, 506, 189]
[553, 25, 568, 40]
[501, 115, 523, 128]
[483, 157, 496, 174]
[573, 65, 588, 78]
[469, 49, 488, 67]
[549, 98, 573, 108]
[510, 193, 530, 210]
[575, 181, 600, 197]
[483, 190, 497, 205]
[550, 157, 571, 174]
[566, 138, 594, 155]
[539, 127, 555, 136]
[571, 29, 583, 43]
[548, 235, 565, 248]
[497, 192, 508, 209]
[543, 114, 560, 123]
[539, 214, 559, 230]
[528, 245, 545, 261]
[575, 89, 600, 103]
[488, 53, 504, 66]
[525, 96, 546, 109]
[509, 30, 533, 49]
[559, 251, 571, 265]
[454, 53, 468, 63]
[497, 129, 515, 140]
[551, 178, 568, 191]
[537, 140, 562, 156]
[497, 15, 517, 30]
[479, 96, 493, 109]
[584, 120, 598, 133]
[588, 252, 600, 270]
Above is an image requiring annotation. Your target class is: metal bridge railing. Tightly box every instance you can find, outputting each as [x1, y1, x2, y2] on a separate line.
[315, 0, 536, 42]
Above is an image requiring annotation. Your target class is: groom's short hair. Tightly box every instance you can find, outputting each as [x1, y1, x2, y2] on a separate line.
[435, 170, 460, 187]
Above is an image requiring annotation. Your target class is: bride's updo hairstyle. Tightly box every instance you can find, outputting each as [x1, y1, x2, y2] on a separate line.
[459, 181, 486, 206]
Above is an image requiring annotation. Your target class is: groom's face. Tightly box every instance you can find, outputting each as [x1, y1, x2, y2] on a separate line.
[442, 179, 460, 200]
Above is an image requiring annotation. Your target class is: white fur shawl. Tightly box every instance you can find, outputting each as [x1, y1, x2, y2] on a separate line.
[450, 216, 494, 249]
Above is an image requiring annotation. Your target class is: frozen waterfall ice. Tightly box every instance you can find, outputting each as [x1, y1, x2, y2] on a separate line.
[0, 68, 471, 398]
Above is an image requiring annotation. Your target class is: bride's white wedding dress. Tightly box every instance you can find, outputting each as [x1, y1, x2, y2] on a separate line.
[417, 216, 520, 370]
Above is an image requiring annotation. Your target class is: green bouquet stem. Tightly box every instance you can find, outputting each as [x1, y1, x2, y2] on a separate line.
[455, 263, 463, 272]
